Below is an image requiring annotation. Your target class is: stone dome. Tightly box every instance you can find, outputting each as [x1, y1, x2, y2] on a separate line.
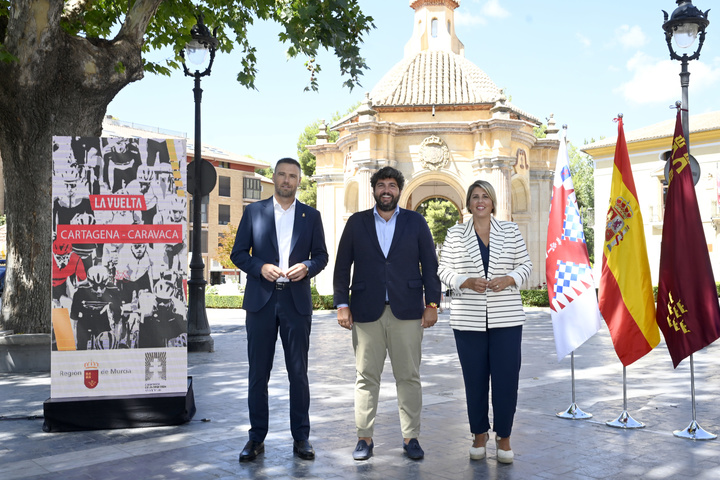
[370, 50, 502, 107]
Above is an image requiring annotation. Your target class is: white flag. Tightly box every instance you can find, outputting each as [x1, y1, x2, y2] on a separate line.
[545, 131, 603, 361]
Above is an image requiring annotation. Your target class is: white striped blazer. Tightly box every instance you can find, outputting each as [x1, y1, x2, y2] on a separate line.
[438, 217, 533, 331]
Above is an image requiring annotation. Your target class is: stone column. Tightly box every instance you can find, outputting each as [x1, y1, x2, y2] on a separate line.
[528, 169, 555, 288]
[355, 165, 378, 211]
[314, 173, 344, 295]
[511, 211, 533, 288]
[471, 156, 515, 221]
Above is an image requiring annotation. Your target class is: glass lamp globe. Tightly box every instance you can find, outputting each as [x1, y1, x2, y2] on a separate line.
[673, 23, 700, 49]
[185, 39, 209, 65]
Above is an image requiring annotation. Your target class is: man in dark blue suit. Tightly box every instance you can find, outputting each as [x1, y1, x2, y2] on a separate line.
[231, 158, 328, 462]
[334, 166, 441, 461]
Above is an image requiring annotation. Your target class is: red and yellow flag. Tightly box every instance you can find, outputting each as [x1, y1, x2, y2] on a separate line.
[656, 111, 720, 368]
[599, 116, 659, 366]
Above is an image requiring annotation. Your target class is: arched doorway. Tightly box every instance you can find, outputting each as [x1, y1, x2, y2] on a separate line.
[415, 196, 461, 247]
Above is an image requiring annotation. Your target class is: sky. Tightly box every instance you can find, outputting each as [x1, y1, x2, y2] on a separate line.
[107, 0, 720, 167]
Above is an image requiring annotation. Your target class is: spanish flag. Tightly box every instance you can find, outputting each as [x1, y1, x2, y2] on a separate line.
[656, 110, 720, 368]
[599, 115, 659, 366]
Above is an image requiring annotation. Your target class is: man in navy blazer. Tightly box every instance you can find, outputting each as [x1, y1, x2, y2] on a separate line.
[231, 158, 328, 462]
[334, 166, 441, 461]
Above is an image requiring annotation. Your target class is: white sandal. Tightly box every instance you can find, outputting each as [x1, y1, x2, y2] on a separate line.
[469, 433, 489, 460]
[496, 437, 514, 464]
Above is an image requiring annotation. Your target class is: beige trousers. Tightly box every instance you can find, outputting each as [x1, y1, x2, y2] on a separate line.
[352, 305, 423, 438]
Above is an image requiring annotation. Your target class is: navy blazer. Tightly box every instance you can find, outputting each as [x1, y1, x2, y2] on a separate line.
[231, 198, 328, 315]
[333, 207, 441, 322]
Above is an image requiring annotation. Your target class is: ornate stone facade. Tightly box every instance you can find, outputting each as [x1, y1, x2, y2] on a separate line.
[309, 0, 558, 293]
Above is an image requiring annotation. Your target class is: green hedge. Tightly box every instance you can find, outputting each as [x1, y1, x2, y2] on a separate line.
[521, 283, 720, 309]
[206, 284, 720, 310]
[520, 290, 549, 307]
[205, 295, 243, 308]
[311, 286, 335, 310]
[204, 290, 335, 310]
[205, 292, 551, 309]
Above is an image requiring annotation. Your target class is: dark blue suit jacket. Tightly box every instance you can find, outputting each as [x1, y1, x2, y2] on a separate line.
[231, 198, 328, 315]
[333, 207, 441, 323]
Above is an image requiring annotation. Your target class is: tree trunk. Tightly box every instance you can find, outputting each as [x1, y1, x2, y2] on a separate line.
[0, 2, 148, 332]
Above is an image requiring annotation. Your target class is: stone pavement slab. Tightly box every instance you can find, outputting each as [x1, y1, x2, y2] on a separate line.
[1, 307, 720, 479]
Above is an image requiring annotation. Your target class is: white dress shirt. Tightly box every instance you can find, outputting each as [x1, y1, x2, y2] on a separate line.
[273, 196, 295, 283]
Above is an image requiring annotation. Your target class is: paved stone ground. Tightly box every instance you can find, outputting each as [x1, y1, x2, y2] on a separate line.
[2, 307, 720, 479]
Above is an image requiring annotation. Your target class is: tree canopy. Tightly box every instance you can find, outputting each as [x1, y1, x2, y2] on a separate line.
[0, 0, 374, 333]
[214, 223, 237, 270]
[5, 0, 376, 91]
[568, 141, 595, 264]
[416, 199, 461, 246]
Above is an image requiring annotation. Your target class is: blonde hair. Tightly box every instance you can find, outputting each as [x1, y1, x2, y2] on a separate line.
[465, 180, 497, 215]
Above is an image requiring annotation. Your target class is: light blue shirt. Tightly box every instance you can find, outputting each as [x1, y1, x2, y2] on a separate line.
[338, 205, 400, 309]
[373, 205, 400, 258]
[374, 205, 399, 302]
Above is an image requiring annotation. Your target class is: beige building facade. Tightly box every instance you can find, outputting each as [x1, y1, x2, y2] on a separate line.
[584, 111, 720, 285]
[309, 0, 559, 294]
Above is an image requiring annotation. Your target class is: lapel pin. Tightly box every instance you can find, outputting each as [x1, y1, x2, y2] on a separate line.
[302, 213, 305, 217]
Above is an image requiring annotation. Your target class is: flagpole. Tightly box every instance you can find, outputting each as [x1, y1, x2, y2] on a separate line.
[606, 366, 644, 428]
[556, 352, 592, 419]
[674, 354, 716, 440]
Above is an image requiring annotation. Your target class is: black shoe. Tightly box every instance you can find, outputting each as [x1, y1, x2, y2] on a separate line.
[403, 438, 424, 460]
[239, 440, 264, 462]
[353, 439, 374, 460]
[293, 439, 315, 460]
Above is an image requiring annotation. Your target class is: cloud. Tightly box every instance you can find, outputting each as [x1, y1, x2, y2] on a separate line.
[456, 0, 509, 26]
[481, 0, 510, 19]
[614, 52, 720, 104]
[615, 25, 648, 49]
[576, 33, 591, 48]
[455, 11, 487, 26]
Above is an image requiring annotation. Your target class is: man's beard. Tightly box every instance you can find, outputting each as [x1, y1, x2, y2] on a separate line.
[374, 192, 399, 212]
[276, 184, 297, 198]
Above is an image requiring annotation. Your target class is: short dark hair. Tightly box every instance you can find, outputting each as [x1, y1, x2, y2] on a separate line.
[370, 166, 405, 191]
[275, 157, 302, 174]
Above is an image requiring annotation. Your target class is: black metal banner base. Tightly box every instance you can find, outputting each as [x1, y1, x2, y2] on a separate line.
[42, 377, 196, 432]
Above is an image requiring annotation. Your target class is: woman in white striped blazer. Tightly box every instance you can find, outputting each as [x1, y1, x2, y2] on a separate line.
[438, 180, 532, 464]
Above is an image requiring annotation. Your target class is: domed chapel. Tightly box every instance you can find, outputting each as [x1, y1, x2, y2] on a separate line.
[309, 0, 559, 293]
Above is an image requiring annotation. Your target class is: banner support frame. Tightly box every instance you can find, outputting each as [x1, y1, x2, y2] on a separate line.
[606, 365, 644, 429]
[673, 354, 716, 440]
[556, 351, 592, 420]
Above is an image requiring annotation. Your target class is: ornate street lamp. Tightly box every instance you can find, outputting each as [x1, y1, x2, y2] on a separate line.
[662, 0, 710, 149]
[663, 2, 714, 440]
[180, 13, 218, 352]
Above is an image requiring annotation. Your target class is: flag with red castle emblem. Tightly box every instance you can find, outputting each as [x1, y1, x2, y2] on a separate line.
[656, 110, 720, 368]
[599, 116, 659, 366]
[546, 130, 603, 361]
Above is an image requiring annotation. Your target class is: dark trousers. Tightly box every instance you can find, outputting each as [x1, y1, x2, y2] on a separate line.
[245, 288, 312, 442]
[453, 326, 522, 438]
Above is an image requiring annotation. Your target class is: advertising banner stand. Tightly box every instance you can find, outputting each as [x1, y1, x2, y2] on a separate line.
[43, 377, 195, 432]
[44, 136, 194, 432]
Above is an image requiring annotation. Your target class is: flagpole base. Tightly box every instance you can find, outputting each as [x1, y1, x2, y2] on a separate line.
[674, 420, 717, 440]
[606, 410, 644, 429]
[556, 403, 592, 420]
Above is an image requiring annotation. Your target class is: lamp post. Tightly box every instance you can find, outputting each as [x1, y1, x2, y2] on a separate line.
[662, 0, 710, 151]
[181, 13, 218, 352]
[663, 1, 714, 441]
